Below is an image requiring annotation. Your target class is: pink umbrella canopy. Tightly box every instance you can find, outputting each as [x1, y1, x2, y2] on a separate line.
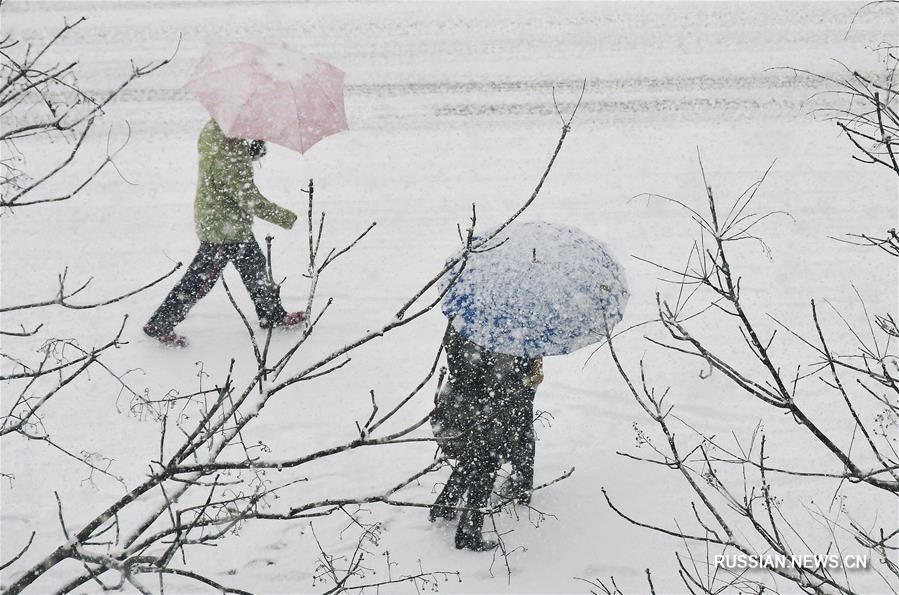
[186, 42, 347, 154]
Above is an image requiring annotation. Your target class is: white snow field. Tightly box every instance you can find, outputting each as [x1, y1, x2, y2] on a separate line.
[2, 1, 897, 593]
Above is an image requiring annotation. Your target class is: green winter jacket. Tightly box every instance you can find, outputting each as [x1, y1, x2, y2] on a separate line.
[194, 119, 297, 243]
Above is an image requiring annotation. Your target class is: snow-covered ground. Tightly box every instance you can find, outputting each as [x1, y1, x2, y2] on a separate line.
[2, 2, 897, 593]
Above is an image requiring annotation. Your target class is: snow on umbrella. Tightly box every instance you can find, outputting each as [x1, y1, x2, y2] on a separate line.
[186, 41, 347, 154]
[441, 220, 629, 358]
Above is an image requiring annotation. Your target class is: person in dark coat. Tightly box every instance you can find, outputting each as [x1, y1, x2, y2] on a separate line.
[429, 325, 543, 551]
[143, 120, 305, 348]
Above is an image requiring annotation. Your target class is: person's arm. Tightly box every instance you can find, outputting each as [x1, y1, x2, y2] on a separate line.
[219, 141, 297, 229]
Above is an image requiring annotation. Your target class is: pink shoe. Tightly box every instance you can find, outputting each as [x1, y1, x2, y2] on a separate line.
[143, 324, 188, 348]
[263, 311, 306, 329]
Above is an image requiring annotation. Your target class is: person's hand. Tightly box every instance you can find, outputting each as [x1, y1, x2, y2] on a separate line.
[525, 358, 544, 388]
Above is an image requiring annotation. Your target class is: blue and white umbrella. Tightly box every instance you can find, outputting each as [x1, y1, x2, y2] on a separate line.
[441, 220, 629, 358]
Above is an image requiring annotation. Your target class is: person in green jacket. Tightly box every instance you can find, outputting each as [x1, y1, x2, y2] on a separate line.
[144, 119, 305, 348]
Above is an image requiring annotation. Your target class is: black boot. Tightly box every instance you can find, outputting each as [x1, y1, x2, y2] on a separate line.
[454, 510, 497, 551]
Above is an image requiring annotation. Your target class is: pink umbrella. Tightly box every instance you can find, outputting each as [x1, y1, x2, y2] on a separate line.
[186, 42, 347, 154]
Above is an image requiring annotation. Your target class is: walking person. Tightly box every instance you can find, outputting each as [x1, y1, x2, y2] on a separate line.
[429, 325, 543, 551]
[430, 220, 630, 551]
[143, 119, 305, 348]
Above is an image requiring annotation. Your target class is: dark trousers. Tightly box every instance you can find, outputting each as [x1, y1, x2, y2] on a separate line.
[507, 387, 535, 488]
[436, 444, 502, 545]
[433, 387, 536, 544]
[146, 240, 286, 335]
